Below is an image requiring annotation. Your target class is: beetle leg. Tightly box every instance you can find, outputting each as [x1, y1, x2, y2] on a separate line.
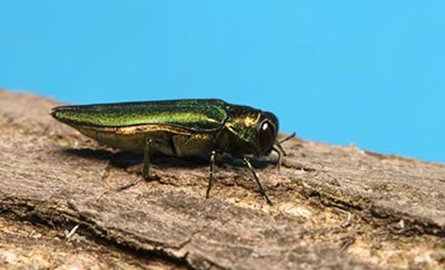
[116, 178, 143, 192]
[206, 150, 217, 199]
[272, 146, 283, 171]
[143, 138, 152, 180]
[275, 132, 296, 157]
[276, 141, 287, 156]
[115, 138, 153, 192]
[242, 157, 273, 205]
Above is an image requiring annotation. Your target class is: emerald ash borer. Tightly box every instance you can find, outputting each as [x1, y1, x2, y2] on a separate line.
[51, 99, 294, 204]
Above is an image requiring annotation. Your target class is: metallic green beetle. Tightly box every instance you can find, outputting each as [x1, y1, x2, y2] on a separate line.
[51, 99, 292, 204]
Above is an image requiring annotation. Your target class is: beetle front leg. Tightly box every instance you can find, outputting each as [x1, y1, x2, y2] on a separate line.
[242, 157, 273, 205]
[272, 146, 283, 171]
[206, 150, 217, 199]
[143, 138, 152, 180]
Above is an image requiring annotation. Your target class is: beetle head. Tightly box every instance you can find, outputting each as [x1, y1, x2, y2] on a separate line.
[222, 105, 279, 157]
[257, 111, 279, 156]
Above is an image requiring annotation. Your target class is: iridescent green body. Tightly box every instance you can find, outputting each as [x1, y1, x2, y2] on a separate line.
[51, 99, 282, 204]
[51, 99, 279, 158]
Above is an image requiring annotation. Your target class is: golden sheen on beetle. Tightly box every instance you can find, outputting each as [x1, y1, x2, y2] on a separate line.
[51, 99, 293, 204]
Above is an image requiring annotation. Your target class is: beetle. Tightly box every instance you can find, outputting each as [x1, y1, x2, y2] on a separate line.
[51, 99, 293, 204]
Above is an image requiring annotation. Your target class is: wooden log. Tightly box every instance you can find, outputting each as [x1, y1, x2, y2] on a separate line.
[0, 90, 443, 269]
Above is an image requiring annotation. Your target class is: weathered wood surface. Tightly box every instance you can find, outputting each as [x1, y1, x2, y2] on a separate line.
[0, 90, 444, 269]
[0, 215, 181, 269]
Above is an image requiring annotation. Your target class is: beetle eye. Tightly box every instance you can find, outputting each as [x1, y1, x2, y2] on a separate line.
[259, 120, 276, 154]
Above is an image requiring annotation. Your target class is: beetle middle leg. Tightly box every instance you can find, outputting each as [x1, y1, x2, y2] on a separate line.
[242, 157, 273, 205]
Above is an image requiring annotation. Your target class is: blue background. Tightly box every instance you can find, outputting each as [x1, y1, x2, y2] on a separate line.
[1, 1, 444, 162]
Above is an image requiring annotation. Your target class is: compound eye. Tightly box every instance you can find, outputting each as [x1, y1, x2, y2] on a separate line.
[259, 120, 276, 154]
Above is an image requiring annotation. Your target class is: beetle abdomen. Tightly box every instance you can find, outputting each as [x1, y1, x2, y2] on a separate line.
[76, 125, 216, 157]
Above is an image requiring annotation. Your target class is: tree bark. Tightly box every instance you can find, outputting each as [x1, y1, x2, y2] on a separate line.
[0, 90, 444, 269]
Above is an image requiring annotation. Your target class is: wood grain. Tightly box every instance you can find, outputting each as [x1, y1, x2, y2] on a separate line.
[0, 90, 443, 269]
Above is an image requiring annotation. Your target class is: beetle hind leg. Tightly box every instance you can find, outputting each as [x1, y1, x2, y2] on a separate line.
[115, 138, 153, 192]
[205, 150, 217, 199]
[143, 138, 152, 180]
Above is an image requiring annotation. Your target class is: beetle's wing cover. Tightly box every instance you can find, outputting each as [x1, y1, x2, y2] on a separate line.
[51, 99, 228, 132]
